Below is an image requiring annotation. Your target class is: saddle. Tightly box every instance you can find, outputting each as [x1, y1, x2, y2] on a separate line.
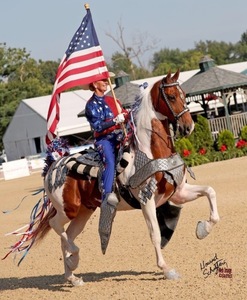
[64, 146, 131, 178]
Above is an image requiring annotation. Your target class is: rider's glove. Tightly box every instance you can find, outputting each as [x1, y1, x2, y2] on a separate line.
[113, 113, 125, 124]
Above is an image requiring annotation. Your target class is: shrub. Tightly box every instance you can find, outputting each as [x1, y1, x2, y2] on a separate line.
[240, 125, 247, 140]
[174, 119, 247, 167]
[174, 137, 194, 156]
[188, 115, 214, 152]
[174, 137, 211, 167]
[184, 152, 210, 167]
[217, 130, 235, 151]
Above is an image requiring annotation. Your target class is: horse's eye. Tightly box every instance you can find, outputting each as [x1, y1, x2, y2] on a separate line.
[168, 95, 176, 102]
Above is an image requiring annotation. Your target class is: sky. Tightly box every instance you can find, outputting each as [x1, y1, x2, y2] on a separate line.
[1, 0, 247, 67]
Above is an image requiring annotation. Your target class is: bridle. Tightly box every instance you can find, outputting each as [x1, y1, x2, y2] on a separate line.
[158, 79, 189, 122]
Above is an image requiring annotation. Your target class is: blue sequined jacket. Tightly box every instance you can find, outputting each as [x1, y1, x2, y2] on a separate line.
[85, 94, 128, 138]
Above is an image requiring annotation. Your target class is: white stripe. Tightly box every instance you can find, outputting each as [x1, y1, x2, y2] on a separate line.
[46, 131, 54, 141]
[47, 95, 60, 122]
[69, 46, 103, 59]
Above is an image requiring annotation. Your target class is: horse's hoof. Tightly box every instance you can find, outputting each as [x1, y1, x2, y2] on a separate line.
[196, 221, 209, 239]
[67, 276, 84, 287]
[164, 269, 181, 280]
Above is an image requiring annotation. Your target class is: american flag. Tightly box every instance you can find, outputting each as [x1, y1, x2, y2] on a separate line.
[46, 8, 109, 144]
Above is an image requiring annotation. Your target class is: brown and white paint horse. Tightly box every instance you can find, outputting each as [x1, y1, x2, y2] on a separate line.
[7, 70, 220, 285]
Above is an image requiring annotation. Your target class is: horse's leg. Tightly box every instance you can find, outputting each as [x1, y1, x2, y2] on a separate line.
[170, 179, 220, 239]
[62, 204, 95, 286]
[141, 196, 180, 280]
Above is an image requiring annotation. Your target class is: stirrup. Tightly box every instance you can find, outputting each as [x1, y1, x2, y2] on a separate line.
[98, 193, 118, 254]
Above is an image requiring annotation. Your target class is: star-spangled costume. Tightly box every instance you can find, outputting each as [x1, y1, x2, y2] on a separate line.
[85, 94, 128, 200]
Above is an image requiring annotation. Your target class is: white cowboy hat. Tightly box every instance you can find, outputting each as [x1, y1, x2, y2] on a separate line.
[81, 72, 115, 90]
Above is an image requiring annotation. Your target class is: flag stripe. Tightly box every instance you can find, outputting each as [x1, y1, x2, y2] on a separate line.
[56, 65, 108, 93]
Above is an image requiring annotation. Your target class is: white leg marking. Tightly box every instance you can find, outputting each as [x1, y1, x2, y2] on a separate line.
[170, 176, 220, 239]
[141, 196, 180, 280]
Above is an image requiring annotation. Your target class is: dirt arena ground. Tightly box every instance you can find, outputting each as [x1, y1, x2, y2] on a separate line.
[0, 157, 246, 300]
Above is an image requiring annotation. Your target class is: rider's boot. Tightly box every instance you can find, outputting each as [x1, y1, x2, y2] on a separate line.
[98, 192, 119, 254]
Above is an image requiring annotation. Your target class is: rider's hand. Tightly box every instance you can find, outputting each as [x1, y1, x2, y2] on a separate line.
[113, 113, 125, 124]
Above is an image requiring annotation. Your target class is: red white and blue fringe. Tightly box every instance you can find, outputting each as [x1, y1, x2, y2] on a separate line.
[2, 189, 51, 266]
[2, 138, 70, 266]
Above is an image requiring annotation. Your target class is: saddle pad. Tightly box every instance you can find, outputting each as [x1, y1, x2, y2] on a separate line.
[65, 150, 99, 178]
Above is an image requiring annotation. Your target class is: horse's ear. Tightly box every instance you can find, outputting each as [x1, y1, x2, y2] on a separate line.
[166, 70, 172, 79]
[172, 69, 180, 82]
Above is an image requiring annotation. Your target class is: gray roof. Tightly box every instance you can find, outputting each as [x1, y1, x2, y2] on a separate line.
[106, 82, 140, 107]
[181, 65, 247, 96]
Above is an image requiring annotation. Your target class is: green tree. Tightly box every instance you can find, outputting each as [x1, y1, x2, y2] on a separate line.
[150, 48, 204, 75]
[240, 30, 247, 44]
[233, 30, 247, 61]
[181, 50, 204, 71]
[0, 43, 30, 80]
[194, 40, 238, 64]
[110, 52, 133, 75]
[39, 59, 60, 85]
[0, 44, 57, 150]
[110, 52, 151, 80]
[151, 48, 184, 75]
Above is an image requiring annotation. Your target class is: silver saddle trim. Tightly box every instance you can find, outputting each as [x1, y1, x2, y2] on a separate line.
[129, 153, 185, 189]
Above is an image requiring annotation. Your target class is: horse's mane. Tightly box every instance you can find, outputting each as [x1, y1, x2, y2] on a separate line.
[134, 85, 157, 154]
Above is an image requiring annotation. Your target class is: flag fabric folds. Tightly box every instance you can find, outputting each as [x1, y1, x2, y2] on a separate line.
[46, 8, 109, 145]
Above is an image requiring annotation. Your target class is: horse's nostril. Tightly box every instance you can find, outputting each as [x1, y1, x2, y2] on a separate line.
[180, 125, 191, 137]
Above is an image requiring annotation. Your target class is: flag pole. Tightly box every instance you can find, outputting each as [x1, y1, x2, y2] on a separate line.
[84, 3, 127, 136]
[108, 75, 127, 136]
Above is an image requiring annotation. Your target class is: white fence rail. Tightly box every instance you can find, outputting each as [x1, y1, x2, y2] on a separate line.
[208, 112, 247, 140]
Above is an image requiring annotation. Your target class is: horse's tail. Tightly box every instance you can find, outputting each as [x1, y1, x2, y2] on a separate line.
[2, 190, 56, 266]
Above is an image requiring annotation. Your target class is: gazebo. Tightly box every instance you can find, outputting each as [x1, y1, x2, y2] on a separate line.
[181, 56, 247, 136]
